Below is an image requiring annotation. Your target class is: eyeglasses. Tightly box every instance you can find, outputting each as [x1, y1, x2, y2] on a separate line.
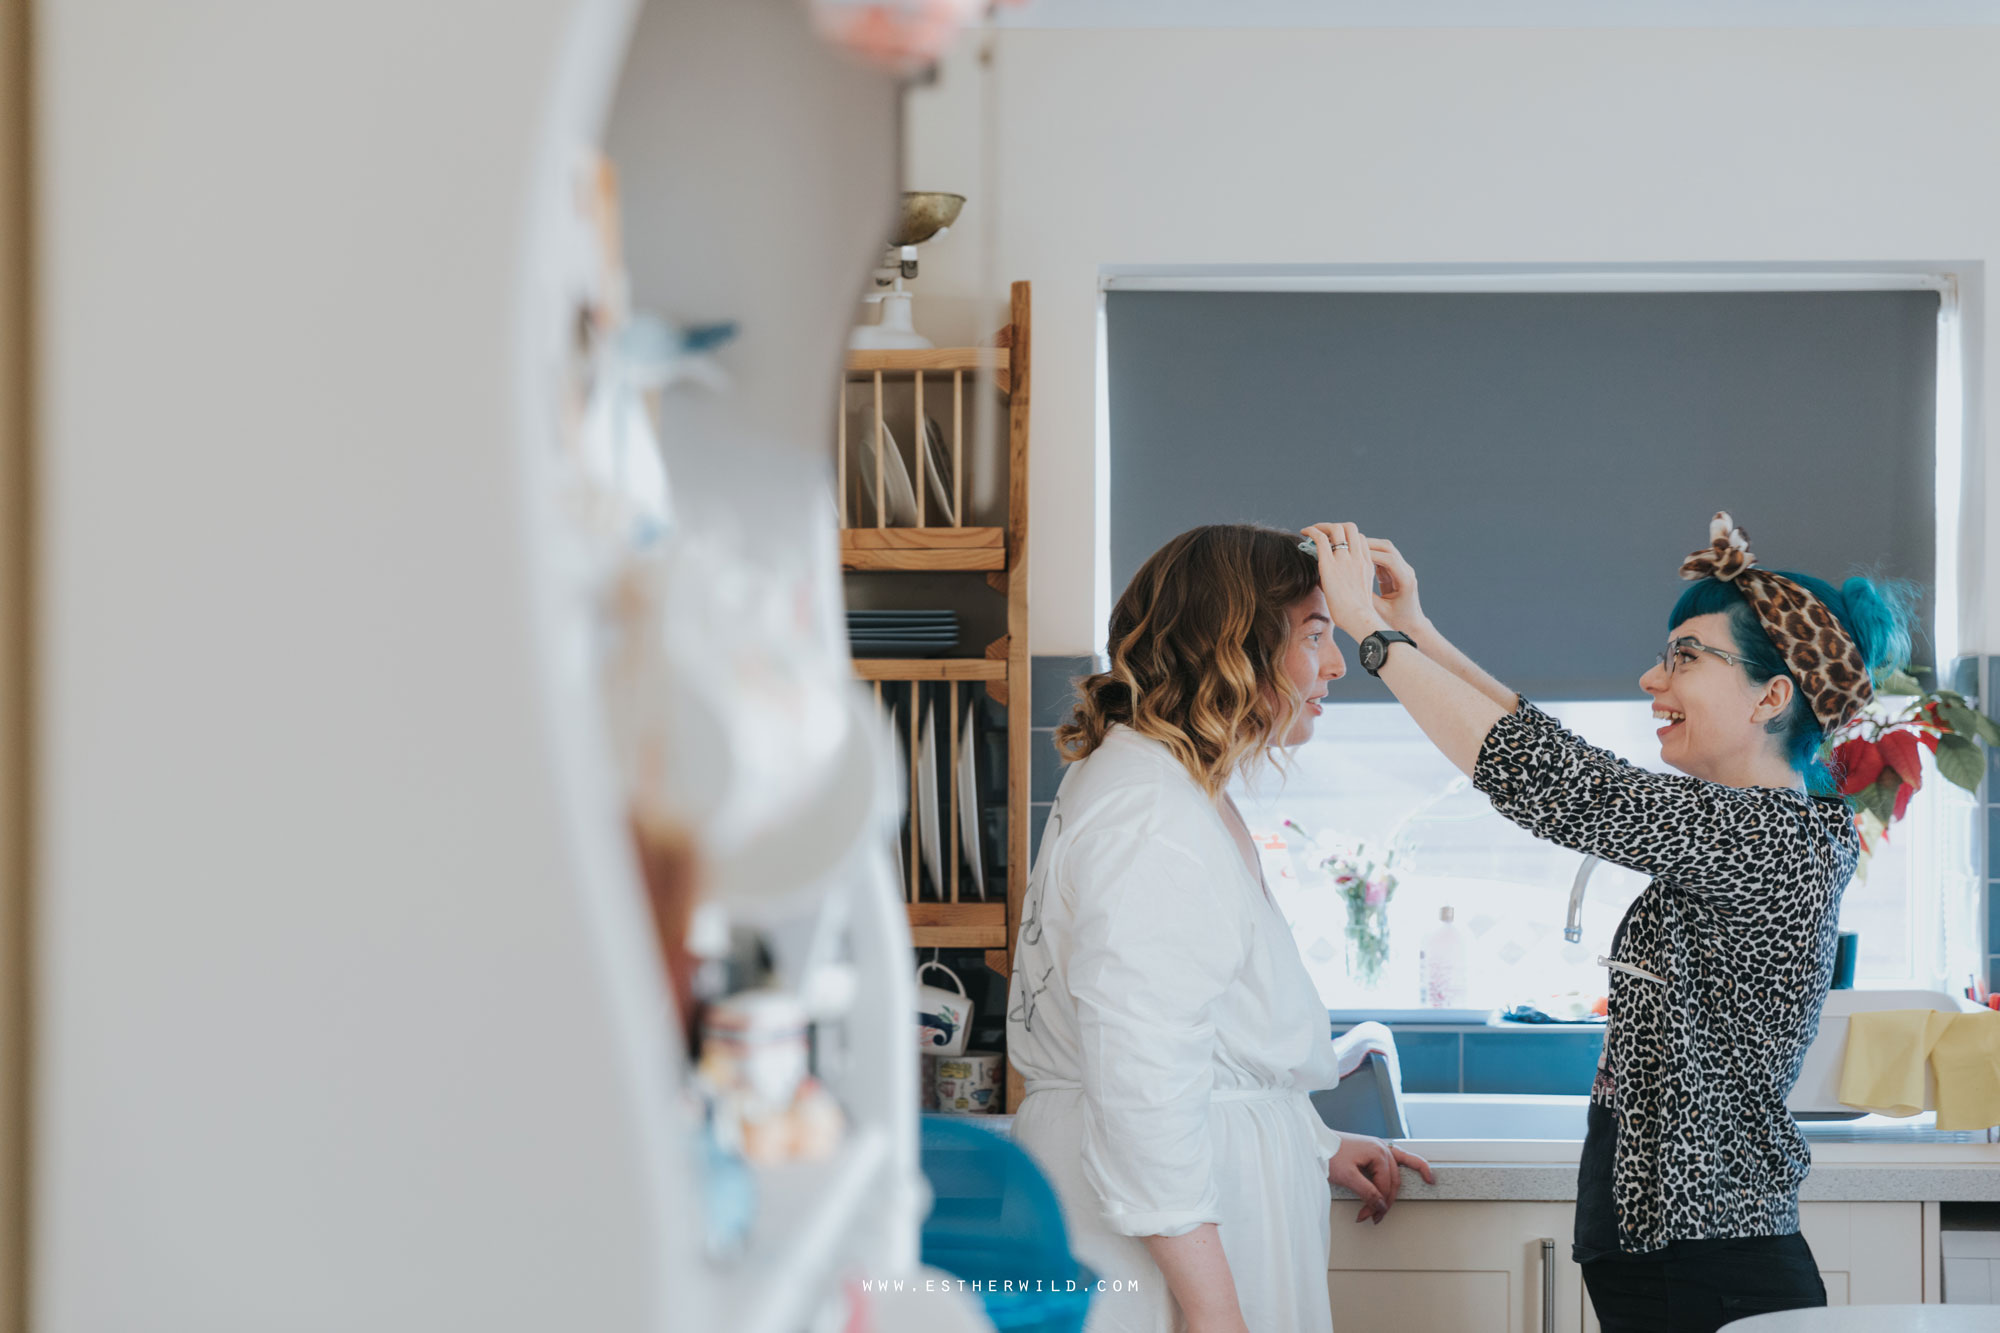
[1656, 635, 1755, 677]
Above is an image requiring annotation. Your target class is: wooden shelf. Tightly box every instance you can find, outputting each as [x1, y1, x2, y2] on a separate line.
[841, 527, 1005, 572]
[908, 902, 1007, 949]
[842, 283, 1032, 1111]
[845, 348, 1008, 376]
[853, 658, 1006, 682]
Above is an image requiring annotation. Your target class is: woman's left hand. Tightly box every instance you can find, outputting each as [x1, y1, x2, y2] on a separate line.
[1302, 522, 1389, 640]
[1328, 1132, 1435, 1224]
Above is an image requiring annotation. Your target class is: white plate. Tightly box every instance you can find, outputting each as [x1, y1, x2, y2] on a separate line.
[844, 394, 919, 526]
[956, 699, 984, 900]
[918, 700, 944, 899]
[889, 693, 910, 898]
[921, 416, 955, 526]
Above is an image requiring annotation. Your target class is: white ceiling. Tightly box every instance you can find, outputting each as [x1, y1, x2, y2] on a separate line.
[994, 0, 2000, 27]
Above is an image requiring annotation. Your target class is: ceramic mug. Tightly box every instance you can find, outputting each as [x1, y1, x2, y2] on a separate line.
[934, 1050, 1003, 1114]
[916, 961, 974, 1057]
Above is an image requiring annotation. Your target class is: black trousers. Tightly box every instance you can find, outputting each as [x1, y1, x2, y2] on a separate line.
[1581, 1232, 1828, 1333]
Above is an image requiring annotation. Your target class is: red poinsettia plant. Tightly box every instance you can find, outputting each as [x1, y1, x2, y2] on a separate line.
[1830, 669, 2000, 858]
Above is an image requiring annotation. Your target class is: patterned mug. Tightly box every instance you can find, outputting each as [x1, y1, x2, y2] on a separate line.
[916, 961, 974, 1057]
[934, 1050, 1004, 1114]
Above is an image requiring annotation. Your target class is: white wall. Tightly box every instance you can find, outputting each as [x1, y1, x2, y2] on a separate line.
[994, 1, 2000, 24]
[907, 27, 2000, 656]
[0, 1, 22, 1327]
[36, 3, 678, 1329]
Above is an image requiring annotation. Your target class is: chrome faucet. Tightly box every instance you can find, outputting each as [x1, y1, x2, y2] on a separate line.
[1564, 854, 1600, 943]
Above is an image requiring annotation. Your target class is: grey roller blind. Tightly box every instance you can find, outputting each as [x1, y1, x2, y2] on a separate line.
[1106, 290, 1938, 702]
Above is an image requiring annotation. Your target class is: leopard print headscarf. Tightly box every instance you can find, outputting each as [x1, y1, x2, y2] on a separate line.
[1679, 512, 1873, 734]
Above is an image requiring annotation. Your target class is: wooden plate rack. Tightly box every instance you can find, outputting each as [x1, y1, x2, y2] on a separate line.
[840, 282, 1030, 1103]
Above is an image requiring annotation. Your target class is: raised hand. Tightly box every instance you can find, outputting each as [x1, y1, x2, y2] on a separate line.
[1366, 536, 1427, 635]
[1301, 522, 1389, 641]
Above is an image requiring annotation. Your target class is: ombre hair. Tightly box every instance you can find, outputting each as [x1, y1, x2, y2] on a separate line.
[1056, 524, 1323, 794]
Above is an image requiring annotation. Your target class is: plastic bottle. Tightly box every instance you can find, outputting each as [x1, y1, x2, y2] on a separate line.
[1420, 906, 1468, 1009]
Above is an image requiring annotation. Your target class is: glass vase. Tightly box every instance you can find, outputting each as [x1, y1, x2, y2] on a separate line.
[1344, 902, 1391, 990]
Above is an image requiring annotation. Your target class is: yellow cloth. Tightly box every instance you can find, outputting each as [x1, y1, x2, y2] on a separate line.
[1839, 1007, 2000, 1129]
[1838, 1008, 1951, 1117]
[1931, 1011, 2000, 1131]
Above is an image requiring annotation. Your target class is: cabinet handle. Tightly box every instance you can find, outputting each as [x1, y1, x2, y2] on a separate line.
[1539, 1237, 1555, 1333]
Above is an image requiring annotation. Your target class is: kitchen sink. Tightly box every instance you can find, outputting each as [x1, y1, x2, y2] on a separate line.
[1400, 1094, 1590, 1141]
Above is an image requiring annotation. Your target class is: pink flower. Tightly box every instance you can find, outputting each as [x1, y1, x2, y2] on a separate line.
[1364, 878, 1388, 907]
[809, 0, 984, 73]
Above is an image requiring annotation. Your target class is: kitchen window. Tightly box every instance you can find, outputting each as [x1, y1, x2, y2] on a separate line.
[1103, 270, 1973, 1010]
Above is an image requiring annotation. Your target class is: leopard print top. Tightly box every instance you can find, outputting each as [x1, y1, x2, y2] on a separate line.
[1474, 701, 1857, 1254]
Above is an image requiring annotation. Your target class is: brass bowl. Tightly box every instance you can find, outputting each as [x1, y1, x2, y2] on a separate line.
[893, 192, 966, 248]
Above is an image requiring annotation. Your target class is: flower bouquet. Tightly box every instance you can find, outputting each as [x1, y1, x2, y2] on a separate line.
[1320, 838, 1398, 989]
[1831, 669, 2000, 861]
[1282, 781, 1466, 991]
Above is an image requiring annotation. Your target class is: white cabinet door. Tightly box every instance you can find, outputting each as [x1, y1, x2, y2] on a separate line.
[1328, 1201, 1586, 1333]
[1801, 1202, 1925, 1306]
[1579, 1202, 1927, 1328]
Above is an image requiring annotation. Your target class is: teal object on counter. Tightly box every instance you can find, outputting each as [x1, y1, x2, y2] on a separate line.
[920, 1116, 1094, 1332]
[693, 1116, 757, 1261]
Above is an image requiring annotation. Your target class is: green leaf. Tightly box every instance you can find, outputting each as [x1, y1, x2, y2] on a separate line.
[1875, 669, 1926, 696]
[1858, 771, 1902, 824]
[1937, 732, 1985, 793]
[1940, 701, 1984, 737]
[1975, 712, 2000, 748]
[1935, 698, 2000, 746]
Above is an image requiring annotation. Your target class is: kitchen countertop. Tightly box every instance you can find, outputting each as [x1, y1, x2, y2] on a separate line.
[1375, 1108, 2000, 1202]
[955, 1110, 2000, 1203]
[1352, 1159, 2000, 1204]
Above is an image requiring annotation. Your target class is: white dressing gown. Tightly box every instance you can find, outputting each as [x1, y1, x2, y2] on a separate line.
[1006, 726, 1344, 1333]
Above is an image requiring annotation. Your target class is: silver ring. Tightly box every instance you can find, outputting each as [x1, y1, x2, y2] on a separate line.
[1332, 543, 1349, 551]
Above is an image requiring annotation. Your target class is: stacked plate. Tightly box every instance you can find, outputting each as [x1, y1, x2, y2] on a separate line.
[882, 685, 992, 901]
[848, 609, 959, 658]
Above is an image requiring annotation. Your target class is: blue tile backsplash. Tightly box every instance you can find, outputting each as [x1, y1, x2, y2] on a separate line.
[1032, 654, 1101, 729]
[1389, 1031, 1461, 1094]
[1463, 1030, 1605, 1095]
[1988, 888, 2000, 975]
[1951, 653, 1982, 700]
[1332, 1024, 1603, 1096]
[1029, 657, 1101, 861]
[1032, 729, 1064, 803]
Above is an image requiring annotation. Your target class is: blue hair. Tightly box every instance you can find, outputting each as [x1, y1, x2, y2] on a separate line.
[1669, 572, 1917, 795]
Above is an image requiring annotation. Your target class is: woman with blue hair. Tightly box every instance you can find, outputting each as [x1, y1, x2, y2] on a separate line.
[1300, 513, 1910, 1333]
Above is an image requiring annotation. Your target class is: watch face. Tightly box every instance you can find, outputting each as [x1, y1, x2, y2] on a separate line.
[1361, 636, 1386, 673]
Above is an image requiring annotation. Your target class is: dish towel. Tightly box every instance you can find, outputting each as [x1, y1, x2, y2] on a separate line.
[1332, 1020, 1402, 1089]
[1931, 1012, 2000, 1131]
[1840, 1008, 2000, 1129]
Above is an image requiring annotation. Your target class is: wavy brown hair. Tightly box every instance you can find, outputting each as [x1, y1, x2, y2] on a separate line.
[1056, 524, 1323, 794]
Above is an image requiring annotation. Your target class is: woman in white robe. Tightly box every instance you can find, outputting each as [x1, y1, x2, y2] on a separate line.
[1007, 525, 1432, 1333]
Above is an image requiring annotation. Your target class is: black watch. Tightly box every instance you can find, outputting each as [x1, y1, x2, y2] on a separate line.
[1359, 630, 1416, 677]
